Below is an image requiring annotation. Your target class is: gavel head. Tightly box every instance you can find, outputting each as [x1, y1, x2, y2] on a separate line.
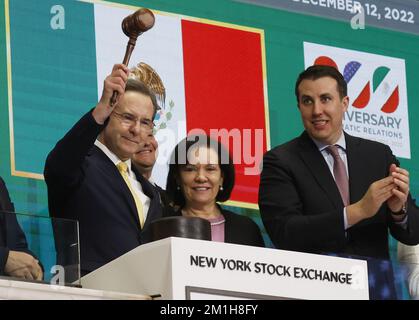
[122, 8, 155, 40]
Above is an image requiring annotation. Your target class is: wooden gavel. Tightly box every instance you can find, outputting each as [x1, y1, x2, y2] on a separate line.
[110, 8, 155, 107]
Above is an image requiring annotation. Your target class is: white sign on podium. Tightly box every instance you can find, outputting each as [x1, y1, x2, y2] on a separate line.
[81, 237, 369, 300]
[0, 278, 150, 300]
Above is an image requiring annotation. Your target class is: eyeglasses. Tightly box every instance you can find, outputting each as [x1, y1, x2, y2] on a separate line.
[112, 111, 155, 131]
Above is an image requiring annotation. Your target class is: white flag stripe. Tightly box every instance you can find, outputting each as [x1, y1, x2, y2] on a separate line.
[94, 3, 188, 187]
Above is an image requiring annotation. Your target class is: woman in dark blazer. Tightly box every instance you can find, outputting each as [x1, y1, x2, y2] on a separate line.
[166, 135, 264, 247]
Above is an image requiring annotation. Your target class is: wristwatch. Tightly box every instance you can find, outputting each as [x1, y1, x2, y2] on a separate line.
[392, 203, 407, 216]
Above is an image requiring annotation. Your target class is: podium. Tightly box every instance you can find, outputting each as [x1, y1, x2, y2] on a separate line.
[81, 237, 369, 299]
[0, 278, 150, 300]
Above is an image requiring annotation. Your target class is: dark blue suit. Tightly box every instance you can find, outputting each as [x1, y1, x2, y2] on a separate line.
[259, 131, 419, 258]
[259, 131, 419, 299]
[0, 177, 34, 275]
[44, 111, 163, 274]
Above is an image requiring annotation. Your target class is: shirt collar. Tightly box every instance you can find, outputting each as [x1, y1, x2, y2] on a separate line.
[94, 139, 133, 172]
[311, 132, 347, 153]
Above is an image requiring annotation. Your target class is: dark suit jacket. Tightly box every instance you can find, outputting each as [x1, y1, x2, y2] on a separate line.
[154, 184, 173, 217]
[259, 131, 419, 260]
[171, 207, 265, 247]
[0, 177, 34, 275]
[44, 111, 163, 274]
[222, 209, 265, 247]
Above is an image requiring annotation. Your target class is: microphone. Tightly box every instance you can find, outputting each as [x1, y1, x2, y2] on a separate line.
[110, 8, 155, 107]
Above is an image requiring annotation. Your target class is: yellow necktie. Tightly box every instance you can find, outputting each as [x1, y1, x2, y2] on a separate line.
[117, 162, 145, 228]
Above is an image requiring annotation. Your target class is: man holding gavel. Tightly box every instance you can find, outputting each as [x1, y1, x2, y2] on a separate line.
[44, 64, 164, 275]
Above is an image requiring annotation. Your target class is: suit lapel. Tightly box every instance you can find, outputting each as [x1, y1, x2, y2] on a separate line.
[132, 167, 161, 229]
[344, 132, 365, 203]
[92, 146, 141, 226]
[91, 146, 162, 230]
[297, 131, 344, 209]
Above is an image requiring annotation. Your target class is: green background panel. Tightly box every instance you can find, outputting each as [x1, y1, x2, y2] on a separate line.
[0, 0, 418, 273]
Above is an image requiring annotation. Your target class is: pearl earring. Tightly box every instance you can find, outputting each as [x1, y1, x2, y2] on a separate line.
[177, 186, 180, 190]
[220, 185, 224, 191]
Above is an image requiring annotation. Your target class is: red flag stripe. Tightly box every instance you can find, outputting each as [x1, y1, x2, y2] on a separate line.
[181, 20, 267, 206]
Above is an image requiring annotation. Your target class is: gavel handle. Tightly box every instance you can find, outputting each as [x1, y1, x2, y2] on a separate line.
[109, 38, 137, 107]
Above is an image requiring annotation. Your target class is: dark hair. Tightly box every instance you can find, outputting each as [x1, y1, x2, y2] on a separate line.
[125, 78, 160, 119]
[166, 134, 235, 208]
[295, 65, 347, 102]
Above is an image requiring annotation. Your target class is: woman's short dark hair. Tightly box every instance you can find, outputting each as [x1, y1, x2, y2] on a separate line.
[166, 134, 235, 208]
[295, 65, 347, 102]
